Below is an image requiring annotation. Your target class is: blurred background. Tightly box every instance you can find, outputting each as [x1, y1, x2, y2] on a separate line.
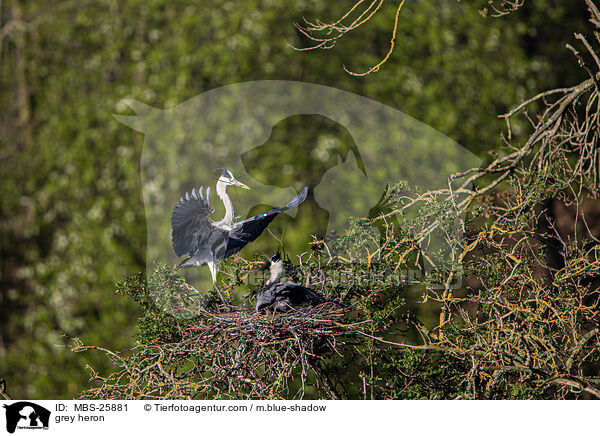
[0, 0, 590, 398]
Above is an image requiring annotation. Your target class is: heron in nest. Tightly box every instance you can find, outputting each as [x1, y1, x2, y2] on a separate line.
[255, 252, 329, 311]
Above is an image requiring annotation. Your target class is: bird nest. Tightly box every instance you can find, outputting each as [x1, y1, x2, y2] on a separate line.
[76, 301, 358, 400]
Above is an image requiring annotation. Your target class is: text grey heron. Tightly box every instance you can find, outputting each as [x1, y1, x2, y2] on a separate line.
[171, 169, 308, 302]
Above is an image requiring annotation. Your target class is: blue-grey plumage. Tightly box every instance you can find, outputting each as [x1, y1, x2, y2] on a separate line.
[171, 169, 308, 302]
[255, 253, 329, 312]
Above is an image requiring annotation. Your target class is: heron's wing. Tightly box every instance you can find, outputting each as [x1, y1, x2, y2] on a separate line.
[256, 282, 325, 310]
[276, 282, 326, 305]
[222, 187, 308, 258]
[255, 283, 296, 311]
[171, 187, 214, 256]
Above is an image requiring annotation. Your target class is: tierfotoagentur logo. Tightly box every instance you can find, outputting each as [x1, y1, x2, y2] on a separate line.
[2, 402, 50, 434]
[115, 80, 481, 317]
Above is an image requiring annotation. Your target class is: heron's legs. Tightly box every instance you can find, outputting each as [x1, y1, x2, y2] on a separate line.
[213, 283, 226, 304]
[208, 258, 226, 304]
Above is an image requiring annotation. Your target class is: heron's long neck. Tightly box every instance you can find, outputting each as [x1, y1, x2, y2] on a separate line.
[216, 181, 234, 225]
[266, 261, 284, 286]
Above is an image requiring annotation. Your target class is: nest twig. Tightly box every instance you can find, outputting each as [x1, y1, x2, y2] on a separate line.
[75, 303, 362, 399]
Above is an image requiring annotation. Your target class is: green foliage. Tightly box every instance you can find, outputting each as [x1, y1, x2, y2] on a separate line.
[0, 0, 595, 399]
[116, 270, 186, 344]
[383, 349, 467, 400]
[76, 204, 464, 399]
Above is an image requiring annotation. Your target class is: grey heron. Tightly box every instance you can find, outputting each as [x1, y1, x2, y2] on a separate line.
[255, 252, 329, 311]
[171, 169, 308, 302]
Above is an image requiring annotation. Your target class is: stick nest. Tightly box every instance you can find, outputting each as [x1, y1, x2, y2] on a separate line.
[75, 302, 357, 400]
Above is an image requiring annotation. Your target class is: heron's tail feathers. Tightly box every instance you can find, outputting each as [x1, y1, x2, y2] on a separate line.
[176, 255, 206, 269]
[307, 291, 342, 306]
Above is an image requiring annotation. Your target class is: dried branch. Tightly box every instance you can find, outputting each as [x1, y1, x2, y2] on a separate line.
[290, 0, 406, 76]
[480, 0, 525, 18]
[0, 379, 11, 401]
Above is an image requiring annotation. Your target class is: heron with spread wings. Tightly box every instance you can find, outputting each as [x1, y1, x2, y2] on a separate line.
[171, 169, 308, 302]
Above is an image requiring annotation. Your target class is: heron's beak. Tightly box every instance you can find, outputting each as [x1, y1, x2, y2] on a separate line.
[232, 179, 250, 190]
